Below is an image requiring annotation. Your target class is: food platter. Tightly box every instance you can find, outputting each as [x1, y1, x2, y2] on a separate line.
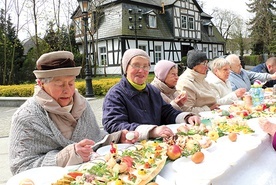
[166, 123, 183, 133]
[96, 143, 133, 155]
[6, 166, 67, 185]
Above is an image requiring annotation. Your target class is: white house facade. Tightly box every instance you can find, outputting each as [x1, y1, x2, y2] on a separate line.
[72, 0, 225, 75]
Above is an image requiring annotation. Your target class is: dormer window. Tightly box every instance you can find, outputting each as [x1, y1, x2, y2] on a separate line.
[208, 24, 214, 36]
[147, 11, 157, 28]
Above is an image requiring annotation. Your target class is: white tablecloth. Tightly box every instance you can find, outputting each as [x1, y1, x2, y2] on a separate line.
[159, 132, 276, 185]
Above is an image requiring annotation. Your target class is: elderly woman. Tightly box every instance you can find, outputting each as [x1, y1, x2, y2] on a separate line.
[103, 49, 200, 140]
[151, 60, 187, 111]
[176, 49, 218, 114]
[206, 57, 246, 105]
[9, 51, 138, 175]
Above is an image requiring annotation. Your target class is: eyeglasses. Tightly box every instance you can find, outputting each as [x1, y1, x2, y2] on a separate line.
[199, 61, 209, 66]
[129, 63, 151, 71]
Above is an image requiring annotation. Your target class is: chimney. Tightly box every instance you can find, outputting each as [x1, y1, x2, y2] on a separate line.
[161, 2, 165, 14]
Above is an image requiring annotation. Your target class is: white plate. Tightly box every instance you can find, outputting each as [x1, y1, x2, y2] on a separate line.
[199, 111, 220, 119]
[172, 151, 228, 180]
[216, 135, 261, 152]
[246, 118, 276, 139]
[96, 143, 133, 156]
[219, 105, 230, 111]
[6, 166, 67, 185]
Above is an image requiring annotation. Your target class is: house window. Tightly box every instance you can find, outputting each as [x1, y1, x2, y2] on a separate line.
[208, 25, 214, 36]
[149, 14, 157, 28]
[139, 45, 147, 51]
[213, 47, 217, 57]
[181, 15, 187, 29]
[154, 45, 162, 62]
[99, 47, 107, 66]
[188, 16, 194, 30]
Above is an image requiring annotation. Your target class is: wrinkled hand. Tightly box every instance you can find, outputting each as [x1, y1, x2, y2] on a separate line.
[259, 118, 276, 136]
[74, 139, 94, 162]
[149, 125, 174, 139]
[187, 115, 201, 126]
[209, 103, 219, 110]
[120, 129, 139, 144]
[235, 88, 246, 98]
[271, 72, 276, 80]
[175, 93, 187, 107]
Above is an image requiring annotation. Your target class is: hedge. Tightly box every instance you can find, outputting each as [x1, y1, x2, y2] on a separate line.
[0, 74, 155, 97]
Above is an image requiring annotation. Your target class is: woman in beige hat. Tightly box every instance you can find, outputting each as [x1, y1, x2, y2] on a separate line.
[9, 51, 139, 175]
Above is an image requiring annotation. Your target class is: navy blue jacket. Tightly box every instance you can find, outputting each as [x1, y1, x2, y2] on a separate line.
[251, 63, 276, 88]
[102, 76, 181, 133]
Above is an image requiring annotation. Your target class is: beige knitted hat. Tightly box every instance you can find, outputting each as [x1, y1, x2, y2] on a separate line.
[121, 49, 150, 74]
[33, 51, 81, 78]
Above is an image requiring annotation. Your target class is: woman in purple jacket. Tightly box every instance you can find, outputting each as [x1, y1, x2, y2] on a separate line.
[102, 49, 200, 141]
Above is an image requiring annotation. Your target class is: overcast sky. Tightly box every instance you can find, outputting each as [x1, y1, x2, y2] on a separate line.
[201, 0, 253, 20]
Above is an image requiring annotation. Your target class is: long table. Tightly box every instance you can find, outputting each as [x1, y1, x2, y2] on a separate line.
[158, 119, 276, 185]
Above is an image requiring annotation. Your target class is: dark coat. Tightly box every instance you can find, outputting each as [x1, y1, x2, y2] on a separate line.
[102, 75, 181, 133]
[251, 63, 276, 88]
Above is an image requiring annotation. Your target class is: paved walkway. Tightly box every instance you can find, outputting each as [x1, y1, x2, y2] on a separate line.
[0, 97, 104, 185]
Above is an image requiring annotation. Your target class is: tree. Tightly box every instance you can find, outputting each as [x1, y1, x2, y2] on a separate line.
[0, 9, 24, 85]
[209, 8, 251, 56]
[247, 0, 276, 54]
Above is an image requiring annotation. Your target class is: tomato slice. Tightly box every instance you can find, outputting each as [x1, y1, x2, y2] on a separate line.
[67, 171, 83, 179]
[122, 156, 133, 168]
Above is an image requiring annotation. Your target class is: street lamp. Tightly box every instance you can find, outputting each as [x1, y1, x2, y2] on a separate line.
[78, 0, 94, 97]
[128, 9, 143, 48]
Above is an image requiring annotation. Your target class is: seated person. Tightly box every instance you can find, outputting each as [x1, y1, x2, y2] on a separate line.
[102, 49, 200, 140]
[226, 54, 276, 91]
[9, 51, 139, 175]
[151, 60, 187, 111]
[176, 49, 219, 114]
[206, 57, 246, 105]
[251, 57, 276, 88]
[259, 118, 276, 150]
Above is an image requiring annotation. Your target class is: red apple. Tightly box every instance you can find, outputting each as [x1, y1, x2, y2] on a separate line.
[166, 144, 182, 160]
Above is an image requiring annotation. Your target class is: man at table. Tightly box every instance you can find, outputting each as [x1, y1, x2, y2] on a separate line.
[226, 54, 276, 91]
[251, 57, 276, 88]
[102, 49, 200, 140]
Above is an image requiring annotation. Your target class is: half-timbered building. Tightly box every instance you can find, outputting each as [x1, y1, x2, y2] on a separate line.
[72, 0, 225, 75]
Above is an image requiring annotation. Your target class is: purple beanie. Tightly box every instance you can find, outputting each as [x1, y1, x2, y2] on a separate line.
[121, 49, 150, 74]
[154, 60, 177, 82]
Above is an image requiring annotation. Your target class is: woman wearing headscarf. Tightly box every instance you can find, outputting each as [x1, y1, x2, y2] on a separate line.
[9, 51, 139, 175]
[102, 49, 200, 140]
[151, 60, 187, 111]
[176, 50, 218, 114]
